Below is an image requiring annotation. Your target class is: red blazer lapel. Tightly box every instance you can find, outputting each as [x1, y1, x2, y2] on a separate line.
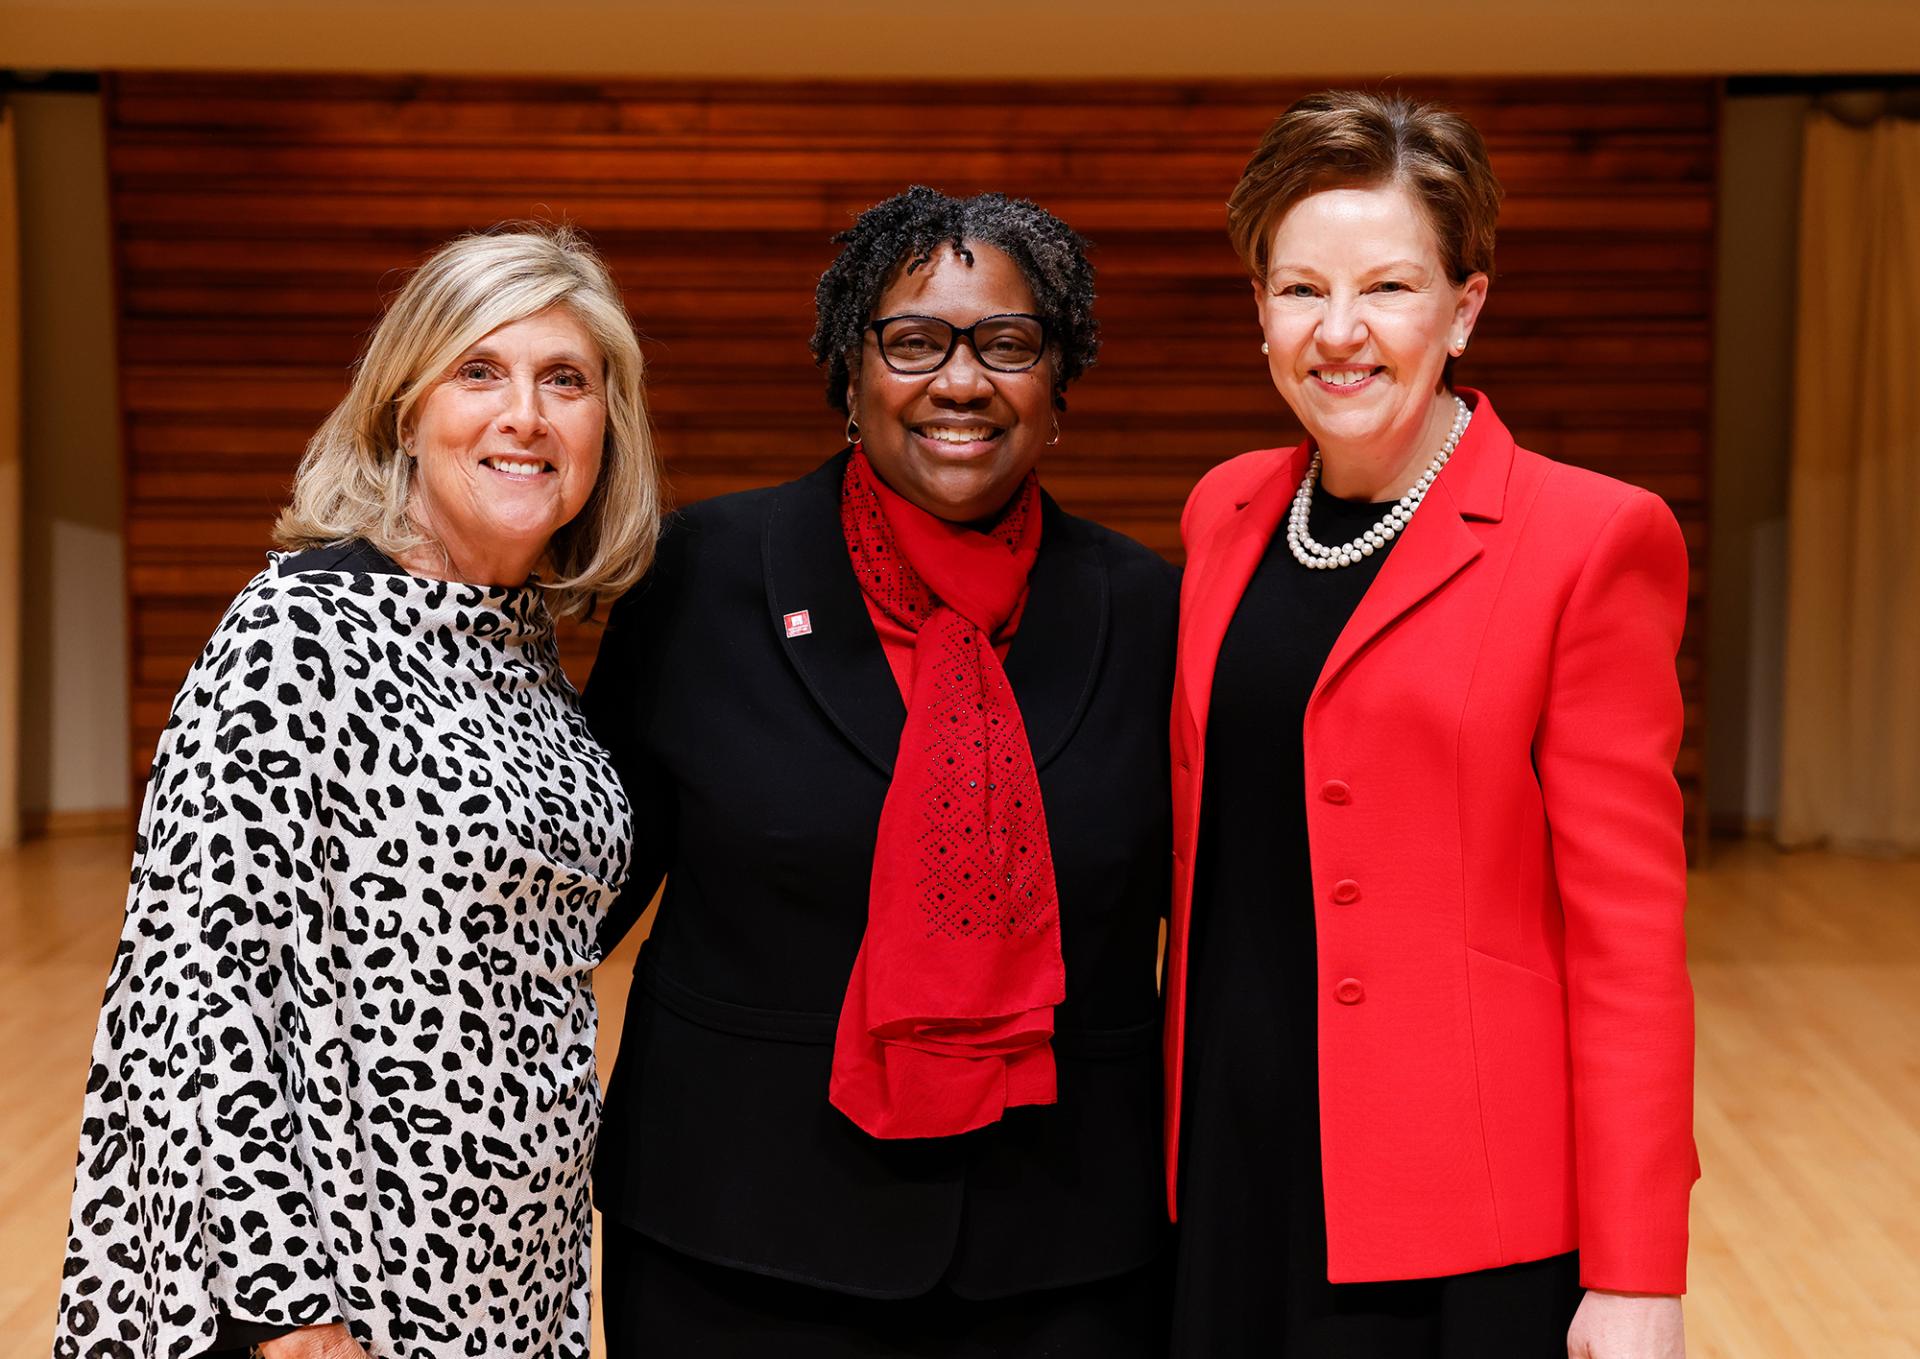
[1176, 444, 1308, 749]
[1311, 390, 1516, 704]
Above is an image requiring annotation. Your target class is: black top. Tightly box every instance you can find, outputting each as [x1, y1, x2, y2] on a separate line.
[1169, 485, 1579, 1356]
[277, 538, 405, 577]
[583, 452, 1179, 1300]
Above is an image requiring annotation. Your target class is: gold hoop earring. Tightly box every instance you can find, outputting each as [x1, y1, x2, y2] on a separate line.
[1047, 417, 1061, 447]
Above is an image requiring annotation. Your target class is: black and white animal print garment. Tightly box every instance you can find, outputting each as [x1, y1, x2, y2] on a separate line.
[55, 556, 630, 1359]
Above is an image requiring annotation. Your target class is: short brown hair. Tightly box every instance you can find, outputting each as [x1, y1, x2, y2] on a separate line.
[1227, 90, 1504, 287]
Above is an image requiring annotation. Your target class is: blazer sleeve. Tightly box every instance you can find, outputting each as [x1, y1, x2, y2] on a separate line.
[583, 522, 684, 955]
[1533, 488, 1698, 1294]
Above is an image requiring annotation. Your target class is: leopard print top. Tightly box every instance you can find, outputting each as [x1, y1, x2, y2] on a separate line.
[54, 556, 630, 1359]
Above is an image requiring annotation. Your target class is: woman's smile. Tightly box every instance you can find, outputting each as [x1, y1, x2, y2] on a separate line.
[910, 421, 1007, 457]
[480, 454, 557, 477]
[1308, 364, 1385, 394]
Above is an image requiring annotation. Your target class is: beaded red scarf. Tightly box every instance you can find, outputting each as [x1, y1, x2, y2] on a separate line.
[828, 450, 1064, 1139]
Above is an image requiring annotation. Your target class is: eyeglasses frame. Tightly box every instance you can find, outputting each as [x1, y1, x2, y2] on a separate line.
[864, 312, 1052, 376]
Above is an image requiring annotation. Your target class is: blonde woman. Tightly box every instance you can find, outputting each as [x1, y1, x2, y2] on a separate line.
[54, 226, 661, 1359]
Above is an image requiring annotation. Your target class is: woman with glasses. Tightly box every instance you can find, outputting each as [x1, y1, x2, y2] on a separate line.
[583, 186, 1177, 1357]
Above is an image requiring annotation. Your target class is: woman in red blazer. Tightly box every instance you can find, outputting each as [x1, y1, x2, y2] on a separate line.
[1166, 92, 1696, 1359]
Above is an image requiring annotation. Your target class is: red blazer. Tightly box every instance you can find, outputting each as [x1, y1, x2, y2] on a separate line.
[1166, 391, 1698, 1294]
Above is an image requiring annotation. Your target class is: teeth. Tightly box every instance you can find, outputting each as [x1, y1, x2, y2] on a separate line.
[1316, 369, 1373, 387]
[487, 457, 548, 476]
[918, 426, 996, 444]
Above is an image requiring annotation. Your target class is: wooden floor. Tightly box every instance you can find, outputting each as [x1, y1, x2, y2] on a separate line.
[2, 833, 1915, 1357]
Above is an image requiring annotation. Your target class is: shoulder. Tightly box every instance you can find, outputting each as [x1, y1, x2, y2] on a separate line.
[275, 538, 402, 578]
[1512, 447, 1686, 560]
[1183, 446, 1293, 535]
[1050, 505, 1177, 605]
[163, 566, 336, 742]
[659, 456, 842, 568]
[670, 481, 787, 541]
[600, 456, 839, 636]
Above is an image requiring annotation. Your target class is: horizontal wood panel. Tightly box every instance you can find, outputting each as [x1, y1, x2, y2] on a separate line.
[108, 73, 1715, 837]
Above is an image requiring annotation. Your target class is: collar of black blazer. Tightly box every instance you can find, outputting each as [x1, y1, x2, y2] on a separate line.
[763, 450, 1109, 779]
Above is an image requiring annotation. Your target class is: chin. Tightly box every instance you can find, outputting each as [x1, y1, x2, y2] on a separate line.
[908, 472, 991, 518]
[478, 514, 564, 551]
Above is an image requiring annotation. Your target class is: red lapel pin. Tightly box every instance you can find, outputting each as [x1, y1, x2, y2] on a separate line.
[783, 609, 813, 638]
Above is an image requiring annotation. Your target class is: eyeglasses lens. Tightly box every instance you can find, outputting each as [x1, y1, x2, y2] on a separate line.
[879, 317, 1046, 373]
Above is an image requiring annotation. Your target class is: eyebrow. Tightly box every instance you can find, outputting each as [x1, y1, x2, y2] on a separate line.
[455, 346, 598, 368]
[1268, 258, 1433, 278]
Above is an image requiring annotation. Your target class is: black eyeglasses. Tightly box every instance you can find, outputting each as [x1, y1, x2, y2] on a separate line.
[866, 313, 1050, 375]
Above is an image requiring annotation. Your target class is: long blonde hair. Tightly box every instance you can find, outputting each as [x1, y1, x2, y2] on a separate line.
[274, 224, 662, 618]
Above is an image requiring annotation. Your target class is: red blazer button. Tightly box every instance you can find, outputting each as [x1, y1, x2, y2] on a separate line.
[1321, 779, 1351, 804]
[1334, 978, 1365, 1005]
[1331, 879, 1361, 904]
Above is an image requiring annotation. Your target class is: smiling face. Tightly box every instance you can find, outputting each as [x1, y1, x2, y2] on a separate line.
[404, 305, 607, 584]
[845, 242, 1055, 524]
[1256, 181, 1487, 481]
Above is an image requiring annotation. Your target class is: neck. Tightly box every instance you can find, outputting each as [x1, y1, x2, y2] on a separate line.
[1316, 389, 1461, 502]
[397, 502, 542, 587]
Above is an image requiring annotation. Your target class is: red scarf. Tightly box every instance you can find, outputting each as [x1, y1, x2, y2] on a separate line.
[829, 451, 1064, 1139]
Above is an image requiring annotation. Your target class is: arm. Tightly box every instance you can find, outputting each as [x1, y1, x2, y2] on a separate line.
[582, 532, 682, 955]
[1533, 489, 1698, 1296]
[58, 604, 351, 1357]
[253, 1323, 369, 1358]
[192, 624, 356, 1336]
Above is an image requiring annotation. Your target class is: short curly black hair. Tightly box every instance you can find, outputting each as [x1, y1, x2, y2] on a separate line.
[810, 185, 1099, 414]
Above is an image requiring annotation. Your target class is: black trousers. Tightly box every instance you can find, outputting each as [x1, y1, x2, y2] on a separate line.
[1171, 1241, 1585, 1358]
[601, 1220, 1169, 1359]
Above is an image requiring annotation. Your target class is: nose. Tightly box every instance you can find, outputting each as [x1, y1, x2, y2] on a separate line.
[495, 374, 550, 439]
[1317, 292, 1368, 354]
[927, 340, 995, 406]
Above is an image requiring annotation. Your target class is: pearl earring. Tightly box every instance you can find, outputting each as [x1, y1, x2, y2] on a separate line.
[1260, 342, 1270, 355]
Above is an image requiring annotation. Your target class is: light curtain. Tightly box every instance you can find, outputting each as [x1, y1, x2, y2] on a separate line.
[0, 104, 22, 852]
[1777, 113, 1920, 854]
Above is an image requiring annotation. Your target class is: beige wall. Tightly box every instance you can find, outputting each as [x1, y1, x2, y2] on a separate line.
[1707, 95, 1811, 832]
[11, 91, 128, 820]
[1, 108, 20, 848]
[1, 0, 1917, 76]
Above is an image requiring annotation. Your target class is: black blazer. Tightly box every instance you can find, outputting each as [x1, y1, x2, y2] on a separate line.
[583, 452, 1177, 1299]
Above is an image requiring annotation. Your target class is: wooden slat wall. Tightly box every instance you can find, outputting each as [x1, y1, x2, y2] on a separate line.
[107, 74, 1716, 833]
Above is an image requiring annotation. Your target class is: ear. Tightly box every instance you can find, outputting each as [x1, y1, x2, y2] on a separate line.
[1451, 272, 1490, 350]
[844, 366, 862, 422]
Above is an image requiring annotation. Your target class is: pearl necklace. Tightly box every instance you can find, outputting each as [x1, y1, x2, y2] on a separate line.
[1286, 395, 1472, 570]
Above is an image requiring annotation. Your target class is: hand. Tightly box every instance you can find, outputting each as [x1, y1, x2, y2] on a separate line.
[1567, 1290, 1685, 1358]
[257, 1323, 369, 1358]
